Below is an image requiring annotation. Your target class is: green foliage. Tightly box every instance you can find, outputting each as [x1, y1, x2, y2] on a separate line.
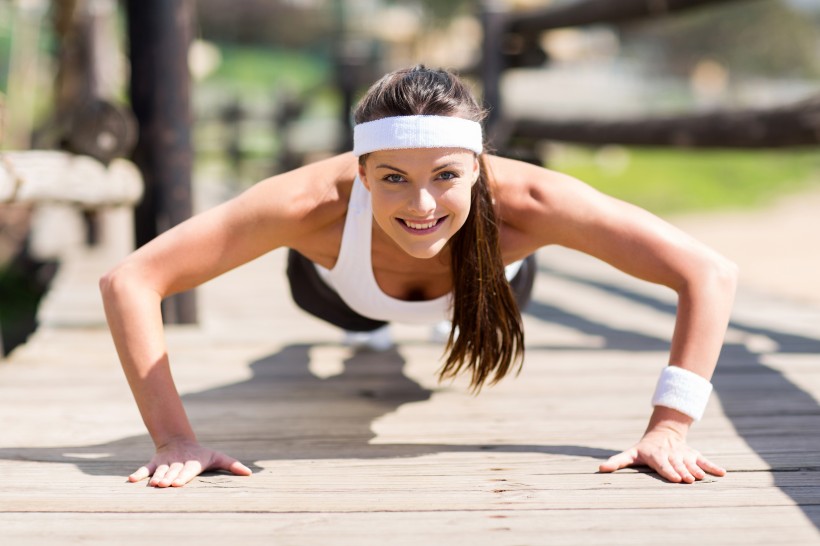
[0, 28, 9, 93]
[410, 0, 472, 24]
[621, 0, 820, 78]
[0, 264, 38, 316]
[0, 3, 59, 128]
[0, 260, 51, 354]
[549, 145, 820, 214]
[204, 44, 329, 94]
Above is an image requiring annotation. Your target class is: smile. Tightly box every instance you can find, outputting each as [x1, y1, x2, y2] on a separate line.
[398, 216, 447, 234]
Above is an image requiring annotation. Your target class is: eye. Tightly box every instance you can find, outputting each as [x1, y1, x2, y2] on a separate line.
[382, 173, 406, 184]
[437, 171, 459, 181]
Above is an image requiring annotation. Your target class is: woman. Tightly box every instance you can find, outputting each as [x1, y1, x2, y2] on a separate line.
[100, 66, 737, 488]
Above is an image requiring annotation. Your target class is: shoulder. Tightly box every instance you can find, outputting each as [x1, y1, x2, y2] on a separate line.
[103, 153, 359, 295]
[230, 152, 357, 246]
[485, 154, 611, 247]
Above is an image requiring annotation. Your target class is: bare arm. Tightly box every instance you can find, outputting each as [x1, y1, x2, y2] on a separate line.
[100, 154, 355, 487]
[488, 155, 737, 482]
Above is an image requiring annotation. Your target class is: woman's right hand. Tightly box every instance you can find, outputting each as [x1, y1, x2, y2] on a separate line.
[128, 439, 253, 488]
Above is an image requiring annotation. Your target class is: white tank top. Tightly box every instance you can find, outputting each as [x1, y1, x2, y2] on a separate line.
[314, 176, 522, 325]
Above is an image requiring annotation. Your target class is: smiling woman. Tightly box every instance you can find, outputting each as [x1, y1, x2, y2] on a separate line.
[351, 77, 524, 393]
[364, 148, 477, 261]
[100, 65, 737, 489]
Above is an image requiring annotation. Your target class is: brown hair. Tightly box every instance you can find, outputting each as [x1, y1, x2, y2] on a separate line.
[354, 66, 524, 391]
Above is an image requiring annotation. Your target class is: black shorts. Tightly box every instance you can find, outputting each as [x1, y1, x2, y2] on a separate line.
[287, 249, 536, 333]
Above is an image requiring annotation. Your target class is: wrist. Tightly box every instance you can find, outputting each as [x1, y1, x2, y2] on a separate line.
[154, 433, 198, 451]
[651, 365, 713, 421]
[645, 405, 692, 438]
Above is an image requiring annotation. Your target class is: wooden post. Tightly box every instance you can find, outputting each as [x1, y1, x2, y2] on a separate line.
[332, 0, 355, 154]
[480, 0, 507, 147]
[126, 0, 197, 324]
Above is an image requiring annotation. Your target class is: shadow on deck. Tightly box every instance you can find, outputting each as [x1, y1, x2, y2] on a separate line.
[0, 252, 817, 538]
[527, 264, 820, 531]
[0, 342, 618, 477]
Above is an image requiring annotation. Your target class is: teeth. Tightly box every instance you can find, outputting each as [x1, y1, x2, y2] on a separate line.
[405, 219, 437, 230]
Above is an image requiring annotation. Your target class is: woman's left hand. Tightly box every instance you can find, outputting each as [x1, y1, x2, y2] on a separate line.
[599, 425, 726, 483]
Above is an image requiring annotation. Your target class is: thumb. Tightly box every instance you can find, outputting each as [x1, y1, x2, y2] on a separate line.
[599, 449, 638, 473]
[212, 453, 253, 476]
[228, 459, 253, 476]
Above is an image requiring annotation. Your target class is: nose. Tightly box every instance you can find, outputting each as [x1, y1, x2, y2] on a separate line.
[407, 185, 436, 215]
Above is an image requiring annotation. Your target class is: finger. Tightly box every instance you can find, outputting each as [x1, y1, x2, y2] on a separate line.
[697, 454, 727, 477]
[171, 460, 204, 487]
[157, 462, 184, 488]
[227, 459, 253, 477]
[228, 461, 253, 476]
[599, 449, 639, 473]
[670, 455, 695, 484]
[128, 464, 154, 483]
[648, 454, 681, 483]
[212, 453, 253, 477]
[684, 456, 706, 481]
[149, 464, 170, 487]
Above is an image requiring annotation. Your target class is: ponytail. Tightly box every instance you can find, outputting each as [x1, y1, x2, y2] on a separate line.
[440, 155, 524, 391]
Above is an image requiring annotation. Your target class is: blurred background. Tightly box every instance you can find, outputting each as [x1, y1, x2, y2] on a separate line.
[1, 0, 819, 353]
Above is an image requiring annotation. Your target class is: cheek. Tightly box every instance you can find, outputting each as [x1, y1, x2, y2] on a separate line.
[371, 191, 391, 210]
[370, 192, 399, 227]
[444, 187, 473, 218]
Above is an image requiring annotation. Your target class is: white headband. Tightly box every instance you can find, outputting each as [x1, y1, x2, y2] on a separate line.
[352, 115, 483, 156]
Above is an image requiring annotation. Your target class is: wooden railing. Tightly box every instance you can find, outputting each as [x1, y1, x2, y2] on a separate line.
[479, 0, 818, 157]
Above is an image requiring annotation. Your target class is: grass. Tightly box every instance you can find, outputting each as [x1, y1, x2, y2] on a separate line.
[203, 43, 330, 95]
[548, 145, 820, 214]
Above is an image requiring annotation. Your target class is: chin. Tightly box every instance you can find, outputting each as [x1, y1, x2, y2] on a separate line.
[399, 240, 448, 260]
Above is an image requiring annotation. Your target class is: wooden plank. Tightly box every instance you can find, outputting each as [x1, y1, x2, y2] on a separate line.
[0, 219, 818, 543]
[0, 152, 143, 206]
[510, 95, 820, 148]
[0, 507, 817, 546]
[0, 457, 816, 513]
[507, 0, 745, 35]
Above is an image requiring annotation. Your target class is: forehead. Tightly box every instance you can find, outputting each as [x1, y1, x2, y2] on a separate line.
[366, 147, 476, 168]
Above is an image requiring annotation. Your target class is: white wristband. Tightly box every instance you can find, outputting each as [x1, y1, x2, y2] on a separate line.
[651, 366, 713, 421]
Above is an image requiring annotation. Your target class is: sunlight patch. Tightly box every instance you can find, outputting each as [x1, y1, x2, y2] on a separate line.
[308, 345, 349, 379]
[62, 452, 112, 459]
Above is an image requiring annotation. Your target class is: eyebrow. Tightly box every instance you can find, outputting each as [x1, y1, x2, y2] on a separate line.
[375, 162, 461, 174]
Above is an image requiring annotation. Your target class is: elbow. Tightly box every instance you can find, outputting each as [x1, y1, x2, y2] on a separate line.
[689, 253, 739, 299]
[100, 256, 168, 308]
[99, 268, 114, 298]
[99, 261, 145, 304]
[713, 255, 739, 294]
[99, 266, 126, 325]
[671, 244, 738, 297]
[99, 264, 126, 303]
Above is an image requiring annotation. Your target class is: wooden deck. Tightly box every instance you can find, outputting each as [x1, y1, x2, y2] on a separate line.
[1, 209, 819, 545]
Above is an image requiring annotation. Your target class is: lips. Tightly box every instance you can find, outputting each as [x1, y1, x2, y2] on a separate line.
[398, 216, 447, 233]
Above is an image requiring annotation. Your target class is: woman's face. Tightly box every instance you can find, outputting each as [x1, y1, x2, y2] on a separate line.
[359, 147, 479, 260]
